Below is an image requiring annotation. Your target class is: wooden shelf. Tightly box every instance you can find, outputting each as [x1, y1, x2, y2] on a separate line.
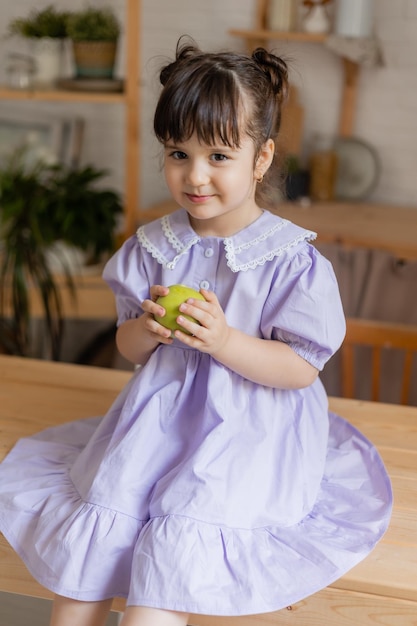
[229, 0, 360, 138]
[0, 0, 140, 238]
[229, 28, 327, 43]
[0, 86, 126, 104]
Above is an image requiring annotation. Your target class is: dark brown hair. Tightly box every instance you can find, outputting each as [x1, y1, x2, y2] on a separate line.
[154, 38, 289, 204]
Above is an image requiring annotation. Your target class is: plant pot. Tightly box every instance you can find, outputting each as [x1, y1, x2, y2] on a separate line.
[30, 37, 65, 87]
[71, 40, 117, 79]
[286, 170, 310, 201]
[46, 241, 88, 273]
[46, 241, 107, 275]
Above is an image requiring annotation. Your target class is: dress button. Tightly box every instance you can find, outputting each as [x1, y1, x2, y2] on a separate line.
[200, 280, 210, 290]
[204, 248, 214, 258]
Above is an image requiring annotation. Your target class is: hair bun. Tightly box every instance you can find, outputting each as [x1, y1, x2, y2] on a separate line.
[160, 40, 201, 86]
[252, 48, 289, 102]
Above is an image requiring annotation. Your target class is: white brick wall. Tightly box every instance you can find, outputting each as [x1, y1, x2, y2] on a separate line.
[0, 0, 416, 210]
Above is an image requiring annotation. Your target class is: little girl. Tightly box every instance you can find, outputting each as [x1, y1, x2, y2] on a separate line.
[0, 40, 392, 626]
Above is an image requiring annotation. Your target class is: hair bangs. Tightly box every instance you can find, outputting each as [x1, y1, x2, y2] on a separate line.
[154, 65, 243, 148]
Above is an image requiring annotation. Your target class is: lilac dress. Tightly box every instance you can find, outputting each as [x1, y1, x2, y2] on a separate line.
[0, 209, 392, 616]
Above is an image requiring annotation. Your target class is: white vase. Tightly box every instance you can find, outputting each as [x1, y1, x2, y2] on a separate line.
[30, 38, 64, 87]
[302, 5, 331, 34]
[334, 0, 374, 38]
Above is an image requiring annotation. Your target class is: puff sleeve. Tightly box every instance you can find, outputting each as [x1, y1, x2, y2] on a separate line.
[102, 236, 150, 326]
[260, 244, 345, 371]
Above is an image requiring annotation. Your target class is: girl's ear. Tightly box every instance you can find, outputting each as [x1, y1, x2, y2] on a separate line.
[255, 139, 275, 180]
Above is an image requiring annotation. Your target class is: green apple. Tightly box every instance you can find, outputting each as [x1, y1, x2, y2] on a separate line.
[154, 284, 205, 333]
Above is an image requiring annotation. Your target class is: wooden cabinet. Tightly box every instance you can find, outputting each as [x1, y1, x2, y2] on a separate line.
[229, 0, 359, 137]
[0, 0, 140, 238]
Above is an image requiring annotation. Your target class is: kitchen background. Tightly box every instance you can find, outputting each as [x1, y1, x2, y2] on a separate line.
[0, 0, 416, 215]
[0, 1, 416, 622]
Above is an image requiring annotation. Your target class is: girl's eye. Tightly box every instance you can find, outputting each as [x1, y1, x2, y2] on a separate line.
[170, 150, 187, 160]
[211, 153, 228, 162]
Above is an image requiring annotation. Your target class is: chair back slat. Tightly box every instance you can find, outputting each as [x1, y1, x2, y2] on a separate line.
[341, 318, 417, 405]
[371, 347, 381, 402]
[402, 351, 413, 404]
[341, 343, 355, 398]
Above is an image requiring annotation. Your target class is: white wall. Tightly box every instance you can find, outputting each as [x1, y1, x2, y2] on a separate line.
[0, 0, 416, 214]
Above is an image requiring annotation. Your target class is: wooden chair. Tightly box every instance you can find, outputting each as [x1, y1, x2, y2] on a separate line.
[341, 318, 417, 405]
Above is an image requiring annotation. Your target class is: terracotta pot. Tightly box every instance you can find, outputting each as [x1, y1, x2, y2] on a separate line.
[71, 40, 117, 79]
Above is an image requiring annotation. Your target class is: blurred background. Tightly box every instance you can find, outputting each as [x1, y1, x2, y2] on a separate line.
[0, 0, 416, 213]
[1, 2, 417, 620]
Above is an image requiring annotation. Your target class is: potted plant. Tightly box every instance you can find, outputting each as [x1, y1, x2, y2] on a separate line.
[8, 5, 69, 86]
[284, 154, 310, 201]
[66, 7, 121, 79]
[0, 148, 123, 360]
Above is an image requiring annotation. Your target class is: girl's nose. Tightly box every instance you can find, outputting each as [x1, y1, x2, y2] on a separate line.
[185, 160, 209, 187]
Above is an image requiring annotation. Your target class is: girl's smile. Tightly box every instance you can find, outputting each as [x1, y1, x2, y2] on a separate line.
[185, 193, 215, 204]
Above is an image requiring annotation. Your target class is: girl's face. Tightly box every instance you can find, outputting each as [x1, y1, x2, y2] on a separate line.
[163, 132, 274, 237]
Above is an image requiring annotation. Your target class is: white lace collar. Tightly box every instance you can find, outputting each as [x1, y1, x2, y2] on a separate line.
[136, 208, 316, 272]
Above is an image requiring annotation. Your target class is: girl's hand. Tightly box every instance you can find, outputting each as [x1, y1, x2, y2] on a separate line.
[116, 285, 174, 364]
[173, 289, 231, 355]
[140, 284, 174, 345]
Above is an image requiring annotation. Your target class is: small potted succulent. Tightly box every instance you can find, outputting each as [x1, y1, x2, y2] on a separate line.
[8, 5, 69, 86]
[66, 7, 121, 79]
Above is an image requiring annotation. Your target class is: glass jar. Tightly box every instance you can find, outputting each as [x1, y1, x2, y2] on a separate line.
[6, 54, 35, 90]
[267, 0, 298, 31]
[309, 135, 338, 201]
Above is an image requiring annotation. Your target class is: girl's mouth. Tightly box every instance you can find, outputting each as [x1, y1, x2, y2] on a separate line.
[185, 193, 213, 204]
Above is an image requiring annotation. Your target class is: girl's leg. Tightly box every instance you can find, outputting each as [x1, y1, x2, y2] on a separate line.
[49, 594, 113, 626]
[119, 606, 189, 626]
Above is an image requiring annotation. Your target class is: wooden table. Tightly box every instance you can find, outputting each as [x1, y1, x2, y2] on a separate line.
[142, 200, 417, 261]
[1, 355, 416, 625]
